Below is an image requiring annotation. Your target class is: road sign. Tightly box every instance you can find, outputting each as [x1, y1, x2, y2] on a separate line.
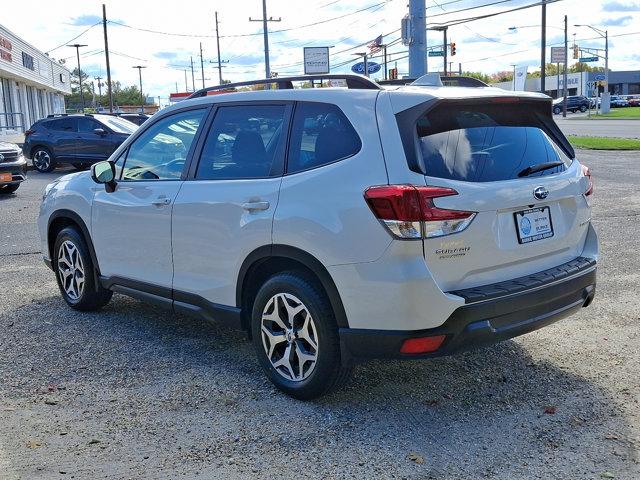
[550, 46, 566, 63]
[579, 56, 598, 63]
[428, 50, 444, 57]
[303, 47, 330, 75]
[595, 73, 605, 81]
[351, 61, 382, 75]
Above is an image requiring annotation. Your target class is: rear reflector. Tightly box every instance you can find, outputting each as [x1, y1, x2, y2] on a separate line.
[581, 164, 593, 196]
[364, 185, 476, 239]
[400, 335, 446, 354]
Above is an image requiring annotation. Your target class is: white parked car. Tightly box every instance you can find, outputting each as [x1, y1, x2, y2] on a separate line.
[39, 75, 598, 399]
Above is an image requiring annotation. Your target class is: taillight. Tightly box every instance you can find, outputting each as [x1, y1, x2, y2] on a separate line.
[581, 164, 593, 196]
[364, 185, 476, 239]
[24, 129, 35, 137]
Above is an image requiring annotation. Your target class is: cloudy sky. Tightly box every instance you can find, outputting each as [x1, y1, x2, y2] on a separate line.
[2, 0, 639, 102]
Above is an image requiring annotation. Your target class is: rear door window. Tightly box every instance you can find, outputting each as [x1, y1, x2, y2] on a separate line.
[415, 103, 572, 182]
[195, 105, 287, 180]
[286, 102, 361, 174]
[47, 118, 76, 132]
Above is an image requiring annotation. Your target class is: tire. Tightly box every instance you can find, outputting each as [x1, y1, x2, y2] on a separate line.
[0, 184, 20, 194]
[580, 105, 587, 112]
[53, 227, 112, 311]
[553, 106, 561, 115]
[251, 271, 352, 400]
[32, 147, 55, 173]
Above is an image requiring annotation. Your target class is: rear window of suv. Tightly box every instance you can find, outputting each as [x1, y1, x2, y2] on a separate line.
[414, 102, 572, 182]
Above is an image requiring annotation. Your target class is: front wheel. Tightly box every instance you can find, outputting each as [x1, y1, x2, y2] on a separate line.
[32, 147, 55, 173]
[251, 272, 351, 400]
[580, 105, 587, 112]
[0, 184, 20, 194]
[553, 106, 562, 115]
[53, 227, 112, 311]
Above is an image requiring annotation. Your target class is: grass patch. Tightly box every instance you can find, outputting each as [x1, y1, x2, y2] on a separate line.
[584, 106, 640, 119]
[568, 135, 640, 150]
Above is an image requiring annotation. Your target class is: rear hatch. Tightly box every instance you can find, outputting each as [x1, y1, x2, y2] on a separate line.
[398, 97, 592, 291]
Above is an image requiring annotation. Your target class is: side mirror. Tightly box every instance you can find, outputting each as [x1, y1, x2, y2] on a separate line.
[93, 128, 107, 136]
[90, 161, 117, 193]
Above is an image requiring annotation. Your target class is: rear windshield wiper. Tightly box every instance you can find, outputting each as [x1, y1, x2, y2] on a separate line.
[517, 161, 565, 178]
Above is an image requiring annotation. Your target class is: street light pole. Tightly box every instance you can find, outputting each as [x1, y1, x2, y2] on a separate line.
[132, 66, 146, 113]
[511, 64, 517, 91]
[67, 44, 87, 113]
[540, 0, 547, 94]
[562, 15, 568, 118]
[574, 24, 609, 112]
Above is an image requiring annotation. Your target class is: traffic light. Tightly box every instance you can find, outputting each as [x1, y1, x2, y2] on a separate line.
[389, 67, 398, 80]
[450, 42, 457, 56]
[573, 45, 579, 59]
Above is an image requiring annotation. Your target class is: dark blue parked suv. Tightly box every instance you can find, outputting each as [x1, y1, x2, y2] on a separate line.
[23, 114, 137, 173]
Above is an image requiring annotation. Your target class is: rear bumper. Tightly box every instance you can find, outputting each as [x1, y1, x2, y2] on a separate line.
[0, 157, 27, 185]
[340, 257, 596, 359]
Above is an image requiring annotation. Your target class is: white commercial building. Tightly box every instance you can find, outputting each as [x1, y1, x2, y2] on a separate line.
[0, 23, 71, 142]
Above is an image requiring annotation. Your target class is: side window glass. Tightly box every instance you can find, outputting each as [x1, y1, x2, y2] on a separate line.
[195, 105, 286, 180]
[122, 109, 206, 181]
[77, 118, 99, 133]
[287, 102, 361, 174]
[48, 118, 75, 132]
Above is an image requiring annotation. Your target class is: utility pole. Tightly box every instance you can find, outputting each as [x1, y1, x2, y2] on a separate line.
[511, 64, 517, 91]
[102, 4, 114, 113]
[132, 65, 146, 113]
[190, 56, 195, 92]
[540, 0, 547, 94]
[250, 0, 281, 79]
[383, 44, 388, 80]
[562, 15, 568, 117]
[184, 70, 188, 91]
[408, 0, 426, 78]
[67, 43, 87, 113]
[443, 27, 448, 75]
[458, 62, 462, 75]
[199, 43, 205, 89]
[215, 12, 223, 85]
[94, 76, 103, 97]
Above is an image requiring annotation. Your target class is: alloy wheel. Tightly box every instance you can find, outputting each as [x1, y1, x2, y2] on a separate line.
[33, 150, 51, 171]
[57, 240, 85, 301]
[261, 292, 319, 382]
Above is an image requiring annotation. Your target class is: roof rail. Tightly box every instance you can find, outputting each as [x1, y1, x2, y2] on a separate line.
[188, 74, 380, 99]
[378, 76, 489, 88]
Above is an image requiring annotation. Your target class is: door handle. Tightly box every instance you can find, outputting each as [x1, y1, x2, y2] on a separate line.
[242, 201, 270, 212]
[151, 197, 171, 206]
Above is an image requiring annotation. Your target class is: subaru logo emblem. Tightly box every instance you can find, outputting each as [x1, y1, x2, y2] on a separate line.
[533, 186, 549, 200]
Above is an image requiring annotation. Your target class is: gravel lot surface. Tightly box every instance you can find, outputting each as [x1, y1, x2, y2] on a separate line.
[1, 152, 638, 479]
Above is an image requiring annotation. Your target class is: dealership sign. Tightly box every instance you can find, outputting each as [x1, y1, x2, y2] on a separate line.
[550, 46, 566, 64]
[303, 47, 330, 75]
[351, 61, 381, 75]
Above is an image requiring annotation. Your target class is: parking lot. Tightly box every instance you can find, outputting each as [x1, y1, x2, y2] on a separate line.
[1, 151, 638, 479]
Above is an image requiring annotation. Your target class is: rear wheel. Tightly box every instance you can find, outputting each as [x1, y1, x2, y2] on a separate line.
[32, 147, 55, 173]
[553, 106, 562, 115]
[0, 184, 20, 194]
[580, 105, 587, 112]
[251, 272, 351, 400]
[53, 227, 112, 311]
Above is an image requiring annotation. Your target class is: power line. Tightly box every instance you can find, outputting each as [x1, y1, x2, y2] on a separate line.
[45, 22, 101, 54]
[106, 1, 392, 40]
[429, 0, 563, 27]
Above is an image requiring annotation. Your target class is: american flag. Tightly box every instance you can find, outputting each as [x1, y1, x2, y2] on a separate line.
[368, 35, 383, 54]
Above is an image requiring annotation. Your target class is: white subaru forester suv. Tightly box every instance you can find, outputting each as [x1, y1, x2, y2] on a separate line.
[39, 74, 597, 399]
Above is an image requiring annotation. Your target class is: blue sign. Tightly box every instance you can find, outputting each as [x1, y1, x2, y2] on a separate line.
[579, 56, 598, 63]
[595, 73, 605, 81]
[351, 61, 381, 75]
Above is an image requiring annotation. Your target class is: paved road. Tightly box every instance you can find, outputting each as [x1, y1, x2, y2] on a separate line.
[554, 114, 640, 139]
[1, 156, 639, 479]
